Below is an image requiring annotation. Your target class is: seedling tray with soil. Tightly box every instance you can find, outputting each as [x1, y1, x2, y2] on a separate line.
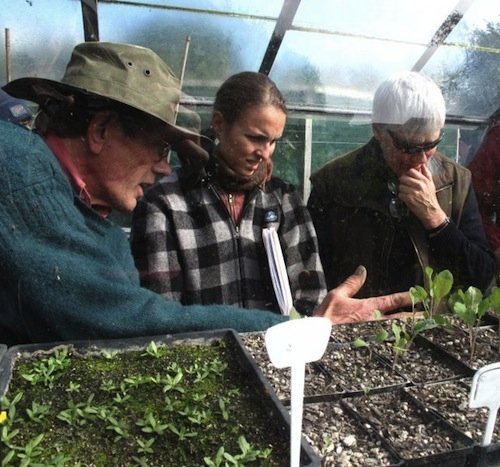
[0, 330, 320, 466]
[372, 335, 473, 384]
[320, 344, 408, 397]
[342, 389, 475, 466]
[240, 332, 345, 402]
[422, 325, 500, 370]
[406, 379, 500, 466]
[302, 400, 402, 467]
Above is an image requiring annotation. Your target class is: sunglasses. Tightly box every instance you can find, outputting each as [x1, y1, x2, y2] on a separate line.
[387, 129, 442, 155]
[387, 180, 408, 219]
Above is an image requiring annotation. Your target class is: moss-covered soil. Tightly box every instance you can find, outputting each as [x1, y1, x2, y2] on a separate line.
[0, 338, 293, 466]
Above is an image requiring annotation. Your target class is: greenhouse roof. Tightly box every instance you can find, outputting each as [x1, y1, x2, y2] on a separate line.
[1, 0, 499, 121]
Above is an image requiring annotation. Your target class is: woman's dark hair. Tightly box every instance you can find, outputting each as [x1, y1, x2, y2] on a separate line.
[213, 71, 287, 124]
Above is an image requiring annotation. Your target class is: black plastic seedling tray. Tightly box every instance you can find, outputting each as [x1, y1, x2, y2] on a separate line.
[0, 329, 320, 466]
[342, 388, 476, 466]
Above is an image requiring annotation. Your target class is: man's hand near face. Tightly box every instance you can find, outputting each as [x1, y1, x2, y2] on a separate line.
[398, 164, 448, 229]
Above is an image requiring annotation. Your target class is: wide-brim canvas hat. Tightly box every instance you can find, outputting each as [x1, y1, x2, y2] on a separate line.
[3, 41, 199, 141]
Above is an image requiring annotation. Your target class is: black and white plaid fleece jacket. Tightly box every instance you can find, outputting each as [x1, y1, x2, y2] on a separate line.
[130, 169, 327, 316]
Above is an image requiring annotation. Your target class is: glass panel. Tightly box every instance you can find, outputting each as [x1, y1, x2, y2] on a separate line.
[423, 44, 500, 119]
[446, 0, 500, 46]
[0, 0, 84, 83]
[272, 114, 477, 198]
[433, 0, 500, 119]
[293, 0, 459, 44]
[110, 0, 283, 17]
[99, 3, 275, 99]
[270, 31, 426, 110]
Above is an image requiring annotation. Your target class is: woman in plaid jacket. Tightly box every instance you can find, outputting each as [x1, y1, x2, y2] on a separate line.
[131, 72, 326, 316]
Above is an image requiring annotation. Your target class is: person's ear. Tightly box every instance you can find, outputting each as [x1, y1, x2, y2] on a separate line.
[86, 112, 114, 154]
[211, 111, 224, 136]
[372, 123, 383, 141]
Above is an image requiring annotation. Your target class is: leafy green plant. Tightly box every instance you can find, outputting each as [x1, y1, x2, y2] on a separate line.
[203, 435, 272, 466]
[105, 414, 130, 441]
[19, 347, 71, 388]
[411, 266, 454, 319]
[449, 286, 500, 361]
[142, 341, 163, 359]
[353, 268, 454, 370]
[136, 410, 169, 435]
[352, 311, 390, 359]
[385, 267, 453, 368]
[136, 436, 155, 454]
[26, 401, 50, 423]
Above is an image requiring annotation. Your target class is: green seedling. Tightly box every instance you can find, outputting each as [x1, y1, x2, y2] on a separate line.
[1, 340, 285, 464]
[203, 436, 272, 466]
[162, 366, 184, 393]
[16, 433, 45, 465]
[131, 456, 148, 467]
[66, 381, 81, 393]
[57, 395, 98, 426]
[388, 301, 442, 370]
[352, 310, 390, 358]
[106, 415, 130, 441]
[20, 347, 71, 388]
[366, 268, 452, 370]
[410, 266, 453, 319]
[100, 379, 117, 392]
[136, 410, 169, 435]
[218, 396, 230, 421]
[26, 401, 50, 423]
[449, 286, 500, 361]
[168, 423, 198, 441]
[102, 349, 118, 359]
[142, 341, 164, 359]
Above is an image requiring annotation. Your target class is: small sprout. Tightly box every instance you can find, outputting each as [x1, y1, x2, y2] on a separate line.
[289, 307, 303, 320]
[168, 423, 198, 441]
[372, 310, 383, 320]
[353, 338, 369, 349]
[106, 415, 129, 440]
[143, 341, 163, 358]
[136, 437, 155, 454]
[26, 401, 50, 423]
[66, 381, 81, 393]
[360, 384, 372, 396]
[136, 411, 169, 435]
[100, 379, 116, 392]
[218, 397, 230, 421]
[102, 349, 119, 359]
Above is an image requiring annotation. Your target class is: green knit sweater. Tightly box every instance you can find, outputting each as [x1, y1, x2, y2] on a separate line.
[0, 121, 285, 345]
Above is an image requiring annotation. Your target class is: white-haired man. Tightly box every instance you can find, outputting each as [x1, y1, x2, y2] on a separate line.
[309, 71, 495, 298]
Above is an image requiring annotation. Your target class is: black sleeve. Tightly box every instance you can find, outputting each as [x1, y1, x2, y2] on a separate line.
[307, 187, 335, 289]
[428, 187, 496, 291]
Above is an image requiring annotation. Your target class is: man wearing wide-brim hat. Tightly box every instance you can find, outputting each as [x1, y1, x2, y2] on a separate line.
[0, 41, 410, 345]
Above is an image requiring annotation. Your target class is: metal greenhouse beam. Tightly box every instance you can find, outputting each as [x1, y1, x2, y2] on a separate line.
[81, 0, 99, 42]
[259, 0, 301, 75]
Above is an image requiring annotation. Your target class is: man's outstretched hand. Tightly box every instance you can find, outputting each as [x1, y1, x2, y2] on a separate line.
[313, 266, 411, 324]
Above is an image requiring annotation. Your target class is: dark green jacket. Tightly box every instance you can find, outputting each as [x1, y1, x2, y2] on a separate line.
[0, 121, 285, 345]
[308, 138, 495, 297]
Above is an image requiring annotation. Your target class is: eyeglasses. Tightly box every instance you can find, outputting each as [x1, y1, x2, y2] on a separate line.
[387, 129, 442, 155]
[387, 180, 408, 219]
[155, 140, 171, 163]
